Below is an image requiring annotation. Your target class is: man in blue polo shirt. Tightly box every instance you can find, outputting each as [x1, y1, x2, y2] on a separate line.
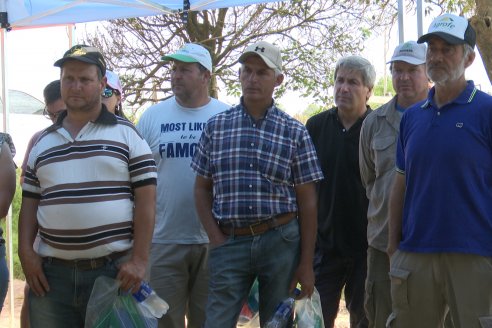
[387, 13, 492, 327]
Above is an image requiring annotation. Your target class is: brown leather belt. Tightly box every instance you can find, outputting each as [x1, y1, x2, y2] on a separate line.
[219, 213, 296, 236]
[43, 250, 130, 271]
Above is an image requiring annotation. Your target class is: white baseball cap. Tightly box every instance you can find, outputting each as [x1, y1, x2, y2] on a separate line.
[418, 13, 476, 48]
[105, 70, 123, 95]
[387, 41, 426, 65]
[238, 41, 282, 73]
[162, 43, 212, 72]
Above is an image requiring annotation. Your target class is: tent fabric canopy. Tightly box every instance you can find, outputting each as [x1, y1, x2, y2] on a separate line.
[5, 0, 282, 29]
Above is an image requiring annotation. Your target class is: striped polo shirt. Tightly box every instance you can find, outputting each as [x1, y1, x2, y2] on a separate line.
[23, 107, 157, 260]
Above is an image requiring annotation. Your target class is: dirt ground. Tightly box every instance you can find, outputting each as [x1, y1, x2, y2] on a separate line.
[0, 280, 349, 328]
[0, 280, 23, 328]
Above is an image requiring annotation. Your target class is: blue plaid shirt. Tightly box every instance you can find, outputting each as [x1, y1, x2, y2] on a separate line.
[191, 100, 323, 227]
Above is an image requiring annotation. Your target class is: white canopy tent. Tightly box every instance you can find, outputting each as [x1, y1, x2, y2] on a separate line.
[4, 0, 282, 28]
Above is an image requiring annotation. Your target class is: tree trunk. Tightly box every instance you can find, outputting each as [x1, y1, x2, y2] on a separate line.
[471, 0, 492, 84]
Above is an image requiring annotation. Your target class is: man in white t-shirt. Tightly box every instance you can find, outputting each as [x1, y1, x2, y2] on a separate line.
[137, 43, 229, 328]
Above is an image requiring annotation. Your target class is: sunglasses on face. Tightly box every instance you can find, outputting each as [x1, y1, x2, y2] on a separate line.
[43, 107, 64, 121]
[102, 87, 118, 98]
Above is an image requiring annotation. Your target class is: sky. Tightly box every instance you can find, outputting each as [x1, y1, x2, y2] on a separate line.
[4, 26, 70, 101]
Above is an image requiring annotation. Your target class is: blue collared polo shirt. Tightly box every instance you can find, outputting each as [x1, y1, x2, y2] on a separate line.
[396, 81, 492, 256]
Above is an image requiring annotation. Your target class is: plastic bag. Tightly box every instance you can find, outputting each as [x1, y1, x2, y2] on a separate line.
[237, 281, 325, 328]
[237, 279, 260, 328]
[84, 276, 157, 328]
[294, 288, 324, 328]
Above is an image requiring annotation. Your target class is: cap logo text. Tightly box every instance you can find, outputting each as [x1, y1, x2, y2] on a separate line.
[255, 47, 265, 52]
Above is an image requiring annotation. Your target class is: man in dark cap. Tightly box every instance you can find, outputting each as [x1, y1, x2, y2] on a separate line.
[18, 44, 157, 327]
[387, 14, 492, 327]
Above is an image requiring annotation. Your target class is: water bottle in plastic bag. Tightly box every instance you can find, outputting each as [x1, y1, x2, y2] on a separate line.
[264, 287, 301, 328]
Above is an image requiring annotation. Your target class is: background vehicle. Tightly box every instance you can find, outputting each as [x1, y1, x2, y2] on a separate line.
[0, 90, 50, 165]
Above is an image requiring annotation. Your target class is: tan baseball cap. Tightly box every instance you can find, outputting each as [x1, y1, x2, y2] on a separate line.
[238, 41, 282, 73]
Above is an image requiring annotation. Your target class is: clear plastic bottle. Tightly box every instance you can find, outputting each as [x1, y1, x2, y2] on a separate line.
[132, 281, 169, 318]
[264, 288, 301, 328]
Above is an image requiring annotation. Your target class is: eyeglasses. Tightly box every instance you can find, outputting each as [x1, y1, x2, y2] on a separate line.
[102, 87, 118, 98]
[43, 107, 64, 121]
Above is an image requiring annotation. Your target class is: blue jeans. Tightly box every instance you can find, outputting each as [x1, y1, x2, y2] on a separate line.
[314, 249, 368, 328]
[204, 218, 300, 328]
[28, 256, 125, 328]
[0, 244, 9, 313]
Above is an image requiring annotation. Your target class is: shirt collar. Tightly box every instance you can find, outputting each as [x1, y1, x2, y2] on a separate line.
[46, 104, 117, 133]
[239, 96, 277, 120]
[334, 105, 372, 120]
[421, 80, 477, 109]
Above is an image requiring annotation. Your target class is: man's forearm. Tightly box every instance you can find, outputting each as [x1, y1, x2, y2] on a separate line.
[387, 173, 405, 257]
[18, 197, 40, 258]
[194, 175, 225, 245]
[132, 184, 156, 264]
[295, 182, 318, 266]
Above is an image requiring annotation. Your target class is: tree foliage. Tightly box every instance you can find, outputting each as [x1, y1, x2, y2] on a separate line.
[469, 0, 492, 84]
[83, 0, 394, 112]
[424, 0, 475, 16]
[373, 76, 396, 97]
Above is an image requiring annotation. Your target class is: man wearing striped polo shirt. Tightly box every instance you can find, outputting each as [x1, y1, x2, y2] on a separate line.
[19, 44, 157, 327]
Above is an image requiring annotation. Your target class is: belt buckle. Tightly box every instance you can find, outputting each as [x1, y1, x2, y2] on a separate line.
[90, 258, 99, 270]
[249, 221, 264, 236]
[74, 258, 102, 270]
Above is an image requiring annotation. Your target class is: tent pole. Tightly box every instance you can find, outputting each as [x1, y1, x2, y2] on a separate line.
[5, 207, 13, 325]
[0, 26, 14, 326]
[67, 24, 75, 47]
[416, 0, 423, 37]
[397, 0, 404, 43]
[1, 28, 6, 133]
[0, 0, 6, 132]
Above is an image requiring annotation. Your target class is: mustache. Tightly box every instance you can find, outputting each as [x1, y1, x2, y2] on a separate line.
[427, 64, 446, 70]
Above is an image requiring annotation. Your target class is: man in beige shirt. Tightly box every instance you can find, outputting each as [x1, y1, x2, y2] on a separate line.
[359, 41, 428, 328]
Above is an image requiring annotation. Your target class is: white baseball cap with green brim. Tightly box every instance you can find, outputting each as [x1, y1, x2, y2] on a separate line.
[162, 43, 212, 72]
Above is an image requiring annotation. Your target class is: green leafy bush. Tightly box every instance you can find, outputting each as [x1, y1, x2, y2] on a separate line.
[0, 169, 24, 280]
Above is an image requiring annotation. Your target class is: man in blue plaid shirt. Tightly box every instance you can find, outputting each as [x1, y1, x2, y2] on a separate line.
[191, 41, 323, 328]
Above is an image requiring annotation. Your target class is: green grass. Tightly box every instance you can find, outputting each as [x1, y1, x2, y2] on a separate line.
[0, 169, 24, 280]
